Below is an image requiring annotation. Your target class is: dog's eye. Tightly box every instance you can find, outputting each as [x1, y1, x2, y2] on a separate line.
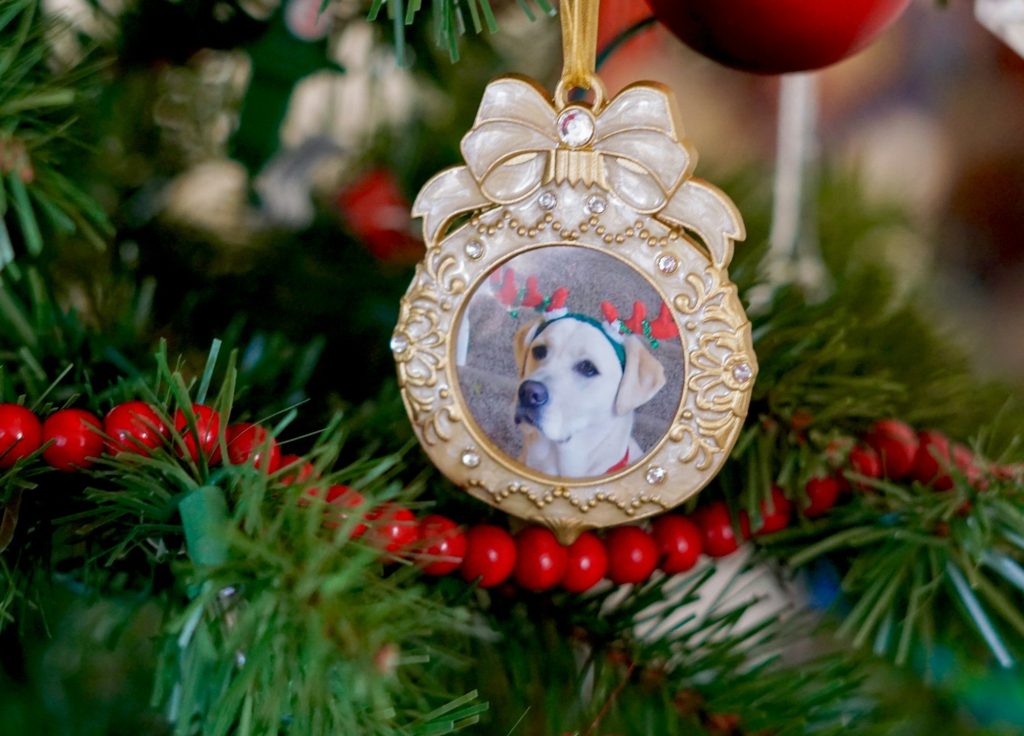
[532, 345, 548, 361]
[574, 360, 599, 378]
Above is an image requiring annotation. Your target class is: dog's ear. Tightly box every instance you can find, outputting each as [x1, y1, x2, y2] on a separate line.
[615, 335, 667, 416]
[513, 319, 542, 377]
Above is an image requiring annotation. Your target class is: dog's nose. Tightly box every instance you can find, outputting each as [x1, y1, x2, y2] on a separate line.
[518, 380, 548, 409]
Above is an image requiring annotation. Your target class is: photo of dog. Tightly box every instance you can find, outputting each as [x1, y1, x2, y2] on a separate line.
[457, 247, 684, 480]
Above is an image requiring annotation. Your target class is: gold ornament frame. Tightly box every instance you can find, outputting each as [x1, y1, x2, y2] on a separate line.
[392, 75, 756, 543]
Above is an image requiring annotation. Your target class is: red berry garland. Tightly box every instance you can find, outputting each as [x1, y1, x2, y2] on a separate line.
[104, 401, 166, 456]
[651, 515, 702, 575]
[865, 419, 918, 480]
[561, 532, 607, 593]
[0, 403, 42, 468]
[174, 404, 221, 462]
[418, 515, 467, 576]
[695, 502, 742, 558]
[749, 486, 792, 536]
[226, 423, 281, 473]
[802, 477, 840, 519]
[605, 526, 659, 585]
[42, 409, 104, 472]
[365, 504, 420, 552]
[461, 525, 517, 588]
[513, 526, 569, 592]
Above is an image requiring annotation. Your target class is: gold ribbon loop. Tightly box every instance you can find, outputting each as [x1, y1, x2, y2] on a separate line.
[559, 0, 601, 94]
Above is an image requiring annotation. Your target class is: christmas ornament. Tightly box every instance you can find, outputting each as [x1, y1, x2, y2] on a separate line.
[394, 0, 756, 543]
[41, 409, 103, 471]
[104, 402, 166, 456]
[0, 403, 42, 468]
[645, 0, 912, 75]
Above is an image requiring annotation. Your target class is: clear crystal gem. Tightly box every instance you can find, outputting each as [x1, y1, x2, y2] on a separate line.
[556, 107, 596, 148]
[732, 362, 753, 384]
[646, 466, 667, 485]
[585, 194, 607, 215]
[656, 254, 678, 274]
[465, 240, 484, 259]
[538, 191, 558, 210]
[461, 449, 480, 468]
[390, 334, 410, 354]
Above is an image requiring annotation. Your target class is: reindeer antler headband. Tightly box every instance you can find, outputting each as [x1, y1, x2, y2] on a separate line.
[489, 268, 678, 368]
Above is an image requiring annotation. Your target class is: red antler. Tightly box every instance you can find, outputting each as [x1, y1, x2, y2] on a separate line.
[624, 301, 647, 335]
[492, 268, 518, 306]
[600, 302, 619, 324]
[649, 302, 679, 340]
[522, 276, 544, 308]
[547, 287, 569, 312]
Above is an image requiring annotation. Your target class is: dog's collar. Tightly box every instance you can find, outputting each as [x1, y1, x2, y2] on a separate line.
[606, 449, 630, 474]
[532, 314, 627, 368]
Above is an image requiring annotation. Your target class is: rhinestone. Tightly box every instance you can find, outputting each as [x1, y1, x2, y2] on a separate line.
[657, 254, 679, 274]
[585, 194, 607, 215]
[461, 449, 480, 468]
[646, 466, 667, 485]
[538, 191, 558, 210]
[556, 107, 596, 148]
[390, 334, 409, 354]
[732, 362, 754, 384]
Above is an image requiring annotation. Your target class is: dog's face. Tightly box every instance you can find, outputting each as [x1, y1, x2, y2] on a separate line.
[513, 318, 666, 445]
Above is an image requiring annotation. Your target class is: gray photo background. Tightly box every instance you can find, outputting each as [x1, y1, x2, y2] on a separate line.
[457, 246, 685, 467]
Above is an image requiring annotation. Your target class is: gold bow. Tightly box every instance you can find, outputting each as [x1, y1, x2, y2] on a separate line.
[413, 77, 744, 269]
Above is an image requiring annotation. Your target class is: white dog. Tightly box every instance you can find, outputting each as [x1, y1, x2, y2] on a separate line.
[513, 316, 666, 478]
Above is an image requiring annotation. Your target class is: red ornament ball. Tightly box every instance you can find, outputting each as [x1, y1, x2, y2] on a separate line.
[173, 404, 221, 462]
[651, 515, 702, 575]
[695, 502, 743, 558]
[461, 525, 517, 588]
[605, 526, 659, 585]
[0, 403, 42, 468]
[561, 531, 608, 593]
[310, 484, 368, 536]
[104, 402, 166, 456]
[848, 444, 882, 487]
[42, 409, 104, 472]
[418, 515, 467, 576]
[865, 419, 919, 480]
[645, 0, 912, 74]
[750, 486, 792, 536]
[279, 455, 317, 485]
[513, 526, 569, 592]
[802, 476, 840, 518]
[912, 430, 953, 491]
[365, 504, 420, 552]
[226, 423, 281, 473]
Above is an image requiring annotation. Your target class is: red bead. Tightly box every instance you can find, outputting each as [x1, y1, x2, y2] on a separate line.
[226, 423, 281, 473]
[461, 525, 517, 588]
[802, 476, 840, 518]
[311, 484, 367, 536]
[651, 515, 702, 575]
[644, 0, 911, 74]
[280, 455, 317, 485]
[605, 526, 659, 585]
[561, 531, 608, 593]
[865, 419, 919, 480]
[695, 502, 742, 558]
[848, 445, 882, 488]
[418, 515, 467, 576]
[953, 443, 982, 488]
[173, 404, 221, 462]
[751, 486, 792, 536]
[513, 526, 569, 592]
[104, 402, 166, 456]
[41, 409, 103, 471]
[912, 430, 952, 490]
[365, 504, 419, 552]
[0, 404, 42, 468]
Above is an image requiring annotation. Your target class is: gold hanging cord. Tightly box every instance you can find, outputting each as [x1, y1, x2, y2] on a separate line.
[556, 0, 605, 109]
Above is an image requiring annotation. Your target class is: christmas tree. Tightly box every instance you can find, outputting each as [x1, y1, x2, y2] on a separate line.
[1, 1, 1023, 734]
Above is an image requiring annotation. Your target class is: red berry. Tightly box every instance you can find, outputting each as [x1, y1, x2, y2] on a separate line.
[605, 526, 659, 585]
[226, 423, 281, 473]
[802, 476, 840, 518]
[848, 445, 882, 488]
[104, 402, 166, 456]
[0, 404, 42, 468]
[513, 526, 568, 592]
[461, 525, 517, 588]
[41, 409, 104, 471]
[651, 515, 702, 575]
[418, 515, 467, 576]
[365, 504, 419, 552]
[279, 455, 317, 485]
[865, 419, 919, 480]
[913, 430, 952, 490]
[751, 486, 792, 536]
[695, 502, 742, 558]
[561, 531, 608, 593]
[953, 443, 982, 488]
[173, 404, 221, 462]
[310, 484, 367, 536]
